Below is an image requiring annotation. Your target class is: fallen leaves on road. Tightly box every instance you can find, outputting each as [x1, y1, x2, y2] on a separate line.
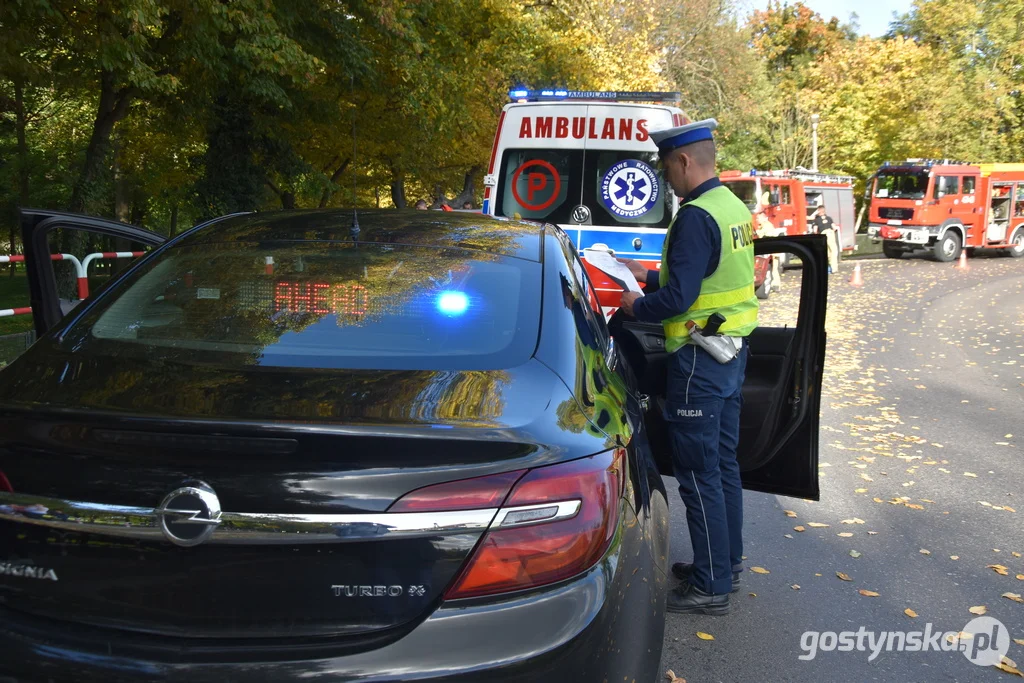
[1014, 638, 1024, 646]
[1017, 575, 1024, 581]
[995, 657, 1023, 677]
[750, 567, 770, 574]
[1004, 592, 1024, 604]
[905, 608, 918, 618]
[859, 589, 880, 597]
[850, 550, 862, 558]
[696, 632, 714, 641]
[838, 532, 854, 537]
[791, 584, 800, 590]
[807, 522, 830, 528]
[784, 510, 797, 517]
[951, 555, 960, 560]
[748, 593, 757, 597]
[965, 472, 978, 478]
[970, 605, 988, 615]
[989, 564, 1011, 576]
[836, 572, 853, 581]
[794, 526, 806, 532]
[841, 518, 866, 524]
[920, 549, 931, 555]
[664, 670, 686, 682]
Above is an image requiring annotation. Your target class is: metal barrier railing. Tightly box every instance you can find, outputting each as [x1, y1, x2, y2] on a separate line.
[0, 251, 145, 316]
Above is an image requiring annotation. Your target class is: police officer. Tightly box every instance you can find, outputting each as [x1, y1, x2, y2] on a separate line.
[618, 119, 758, 615]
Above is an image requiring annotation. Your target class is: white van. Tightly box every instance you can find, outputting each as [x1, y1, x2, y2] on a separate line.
[482, 90, 689, 315]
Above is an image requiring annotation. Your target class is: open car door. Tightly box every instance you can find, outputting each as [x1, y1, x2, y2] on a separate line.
[610, 235, 827, 500]
[20, 210, 166, 339]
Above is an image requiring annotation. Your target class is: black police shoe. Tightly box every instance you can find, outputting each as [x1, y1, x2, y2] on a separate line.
[671, 562, 741, 593]
[666, 581, 730, 615]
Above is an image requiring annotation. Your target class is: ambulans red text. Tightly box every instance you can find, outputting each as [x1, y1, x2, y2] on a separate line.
[517, 116, 649, 142]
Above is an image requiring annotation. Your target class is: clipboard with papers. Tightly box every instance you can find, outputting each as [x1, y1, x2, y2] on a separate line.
[581, 246, 644, 294]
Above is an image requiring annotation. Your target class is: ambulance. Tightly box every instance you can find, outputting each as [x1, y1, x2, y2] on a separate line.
[481, 90, 690, 316]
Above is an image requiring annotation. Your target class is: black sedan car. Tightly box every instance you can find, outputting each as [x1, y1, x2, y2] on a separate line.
[0, 210, 827, 682]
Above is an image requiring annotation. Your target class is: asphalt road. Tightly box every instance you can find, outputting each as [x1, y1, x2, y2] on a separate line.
[659, 252, 1024, 682]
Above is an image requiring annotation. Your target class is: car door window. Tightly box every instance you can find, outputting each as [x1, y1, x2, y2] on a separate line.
[934, 176, 958, 199]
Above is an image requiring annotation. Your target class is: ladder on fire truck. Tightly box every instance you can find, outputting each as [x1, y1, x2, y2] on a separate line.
[756, 167, 855, 186]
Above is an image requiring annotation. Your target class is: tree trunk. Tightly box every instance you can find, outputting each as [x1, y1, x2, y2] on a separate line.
[390, 171, 407, 209]
[450, 165, 481, 209]
[113, 137, 130, 223]
[69, 71, 135, 214]
[11, 80, 29, 275]
[169, 203, 179, 236]
[318, 157, 351, 208]
[430, 183, 447, 209]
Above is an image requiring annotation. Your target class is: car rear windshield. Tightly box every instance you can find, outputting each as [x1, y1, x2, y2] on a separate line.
[61, 243, 542, 371]
[496, 148, 672, 228]
[875, 170, 929, 199]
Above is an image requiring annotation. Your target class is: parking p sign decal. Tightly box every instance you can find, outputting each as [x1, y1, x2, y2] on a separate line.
[512, 159, 562, 212]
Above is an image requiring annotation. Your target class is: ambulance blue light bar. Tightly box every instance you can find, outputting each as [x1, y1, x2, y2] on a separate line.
[508, 89, 681, 103]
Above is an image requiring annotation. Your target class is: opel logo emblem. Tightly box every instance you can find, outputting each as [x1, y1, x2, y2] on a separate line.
[571, 204, 591, 224]
[156, 482, 222, 547]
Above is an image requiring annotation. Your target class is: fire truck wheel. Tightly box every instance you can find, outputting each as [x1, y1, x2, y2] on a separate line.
[1008, 228, 1024, 258]
[933, 230, 962, 262]
[882, 242, 904, 259]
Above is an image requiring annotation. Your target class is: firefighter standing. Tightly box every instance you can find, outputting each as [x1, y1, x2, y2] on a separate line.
[811, 205, 840, 274]
[618, 119, 758, 615]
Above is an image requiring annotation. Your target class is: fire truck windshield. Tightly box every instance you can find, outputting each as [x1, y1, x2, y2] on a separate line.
[875, 169, 930, 199]
[496, 148, 672, 228]
[723, 179, 758, 210]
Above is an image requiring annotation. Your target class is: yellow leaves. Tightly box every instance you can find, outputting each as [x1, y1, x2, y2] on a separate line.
[807, 522, 830, 528]
[794, 526, 806, 532]
[665, 670, 686, 682]
[905, 608, 918, 618]
[964, 472, 978, 478]
[969, 605, 988, 615]
[951, 555, 960, 560]
[919, 548, 931, 555]
[1015, 638, 1024, 646]
[783, 510, 797, 517]
[838, 532, 854, 538]
[989, 564, 1010, 576]
[696, 632, 715, 641]
[841, 518, 865, 524]
[1017, 575, 1024, 581]
[854, 488, 868, 493]
[1003, 592, 1024, 604]
[836, 572, 853, 581]
[995, 659, 1023, 677]
[859, 589, 880, 597]
[750, 567, 770, 574]
[791, 584, 800, 590]
[849, 550, 862, 558]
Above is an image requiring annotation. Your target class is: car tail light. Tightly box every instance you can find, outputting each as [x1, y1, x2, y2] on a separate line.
[444, 449, 624, 599]
[389, 470, 525, 513]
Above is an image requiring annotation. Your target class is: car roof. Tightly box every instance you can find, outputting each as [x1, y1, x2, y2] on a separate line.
[174, 209, 545, 262]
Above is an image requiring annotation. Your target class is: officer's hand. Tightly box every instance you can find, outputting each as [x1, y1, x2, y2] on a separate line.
[616, 257, 649, 281]
[619, 291, 642, 317]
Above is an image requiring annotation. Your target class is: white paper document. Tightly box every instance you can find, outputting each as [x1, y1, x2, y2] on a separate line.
[582, 248, 644, 294]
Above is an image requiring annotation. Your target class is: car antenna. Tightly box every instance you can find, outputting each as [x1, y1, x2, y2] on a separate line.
[349, 72, 360, 242]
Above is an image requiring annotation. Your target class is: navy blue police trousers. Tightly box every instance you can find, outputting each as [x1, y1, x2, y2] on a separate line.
[665, 340, 747, 596]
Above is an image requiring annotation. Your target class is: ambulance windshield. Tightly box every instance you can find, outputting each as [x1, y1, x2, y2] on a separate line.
[496, 149, 672, 228]
[875, 169, 929, 199]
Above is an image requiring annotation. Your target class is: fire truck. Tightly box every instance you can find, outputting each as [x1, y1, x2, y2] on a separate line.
[720, 169, 858, 252]
[482, 89, 774, 314]
[866, 160, 1024, 260]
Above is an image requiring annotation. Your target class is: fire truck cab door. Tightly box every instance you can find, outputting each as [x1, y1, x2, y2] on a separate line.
[609, 235, 828, 500]
[20, 210, 166, 338]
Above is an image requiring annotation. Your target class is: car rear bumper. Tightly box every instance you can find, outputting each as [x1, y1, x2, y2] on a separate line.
[0, 505, 665, 683]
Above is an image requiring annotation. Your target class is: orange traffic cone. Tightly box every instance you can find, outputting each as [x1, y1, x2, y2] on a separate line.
[849, 263, 863, 287]
[956, 250, 969, 270]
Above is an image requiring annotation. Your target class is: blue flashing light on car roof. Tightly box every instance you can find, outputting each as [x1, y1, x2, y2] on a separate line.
[506, 89, 681, 103]
[437, 291, 469, 316]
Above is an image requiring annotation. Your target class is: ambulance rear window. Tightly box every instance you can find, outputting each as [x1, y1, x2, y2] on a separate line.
[497, 149, 672, 228]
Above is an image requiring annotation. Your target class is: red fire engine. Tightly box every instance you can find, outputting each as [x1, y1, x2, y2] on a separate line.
[867, 161, 1024, 260]
[720, 169, 858, 252]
